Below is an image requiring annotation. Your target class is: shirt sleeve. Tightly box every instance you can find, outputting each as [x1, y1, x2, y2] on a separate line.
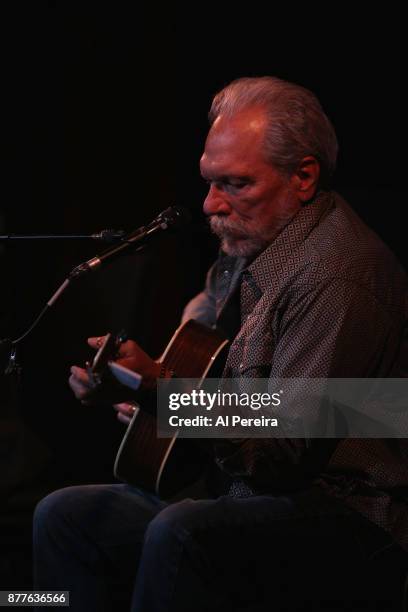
[181, 262, 218, 328]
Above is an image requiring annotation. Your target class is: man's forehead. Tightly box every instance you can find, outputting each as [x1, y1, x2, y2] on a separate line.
[200, 108, 268, 175]
[208, 108, 267, 145]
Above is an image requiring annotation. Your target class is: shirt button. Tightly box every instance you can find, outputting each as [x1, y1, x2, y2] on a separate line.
[239, 363, 244, 370]
[223, 269, 230, 276]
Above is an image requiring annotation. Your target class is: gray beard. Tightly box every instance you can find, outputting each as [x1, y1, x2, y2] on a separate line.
[209, 215, 281, 258]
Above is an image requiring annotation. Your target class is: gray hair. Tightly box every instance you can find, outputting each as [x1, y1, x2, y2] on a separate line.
[209, 76, 338, 185]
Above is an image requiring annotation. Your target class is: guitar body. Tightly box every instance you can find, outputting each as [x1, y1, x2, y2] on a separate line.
[114, 320, 228, 498]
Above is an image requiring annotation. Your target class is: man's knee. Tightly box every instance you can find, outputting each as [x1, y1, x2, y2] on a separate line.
[33, 485, 93, 545]
[35, 489, 69, 535]
[144, 498, 205, 548]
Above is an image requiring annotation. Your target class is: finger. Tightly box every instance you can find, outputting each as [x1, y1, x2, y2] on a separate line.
[117, 412, 131, 426]
[88, 336, 107, 350]
[70, 366, 91, 385]
[113, 402, 137, 417]
[69, 374, 90, 399]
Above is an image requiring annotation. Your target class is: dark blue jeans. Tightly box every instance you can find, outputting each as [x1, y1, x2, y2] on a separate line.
[33, 484, 406, 611]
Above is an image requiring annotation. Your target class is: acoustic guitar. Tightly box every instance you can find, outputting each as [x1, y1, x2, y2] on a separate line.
[89, 320, 228, 498]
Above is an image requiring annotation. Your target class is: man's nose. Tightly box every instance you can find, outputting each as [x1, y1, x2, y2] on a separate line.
[203, 184, 231, 216]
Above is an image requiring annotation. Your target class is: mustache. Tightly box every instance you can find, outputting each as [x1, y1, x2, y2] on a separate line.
[208, 215, 251, 239]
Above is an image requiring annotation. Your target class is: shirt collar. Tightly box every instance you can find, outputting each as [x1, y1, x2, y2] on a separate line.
[246, 191, 334, 294]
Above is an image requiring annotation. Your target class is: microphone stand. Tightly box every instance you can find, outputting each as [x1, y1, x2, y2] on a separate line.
[0, 229, 126, 500]
[0, 230, 125, 242]
[0, 229, 125, 376]
[0, 232, 109, 504]
[1, 206, 189, 373]
[0, 207, 189, 500]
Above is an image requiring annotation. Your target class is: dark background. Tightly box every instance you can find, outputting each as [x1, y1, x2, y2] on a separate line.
[1, 3, 406, 589]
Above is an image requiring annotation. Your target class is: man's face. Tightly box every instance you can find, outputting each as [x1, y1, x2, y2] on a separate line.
[200, 107, 301, 258]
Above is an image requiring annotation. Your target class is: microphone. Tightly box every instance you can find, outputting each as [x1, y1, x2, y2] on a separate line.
[69, 206, 191, 279]
[90, 229, 127, 242]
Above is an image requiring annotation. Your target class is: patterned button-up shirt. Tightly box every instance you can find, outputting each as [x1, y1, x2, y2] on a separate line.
[182, 191, 408, 551]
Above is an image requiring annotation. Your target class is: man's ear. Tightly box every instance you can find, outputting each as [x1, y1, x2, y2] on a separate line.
[291, 156, 320, 202]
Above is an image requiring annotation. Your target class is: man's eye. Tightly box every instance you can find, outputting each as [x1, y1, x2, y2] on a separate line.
[228, 181, 247, 190]
[202, 179, 248, 191]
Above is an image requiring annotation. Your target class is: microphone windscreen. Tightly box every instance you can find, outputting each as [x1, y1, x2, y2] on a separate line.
[160, 206, 192, 229]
